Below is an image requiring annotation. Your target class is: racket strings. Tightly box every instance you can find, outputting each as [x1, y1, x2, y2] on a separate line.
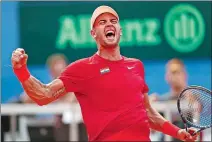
[180, 88, 211, 128]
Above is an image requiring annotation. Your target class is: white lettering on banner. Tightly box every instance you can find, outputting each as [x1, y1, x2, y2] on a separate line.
[56, 15, 161, 49]
[56, 15, 95, 49]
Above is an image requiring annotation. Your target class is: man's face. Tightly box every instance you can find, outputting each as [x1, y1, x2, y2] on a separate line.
[166, 63, 187, 88]
[91, 13, 122, 48]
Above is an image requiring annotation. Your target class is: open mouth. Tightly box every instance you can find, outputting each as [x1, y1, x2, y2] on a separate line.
[105, 30, 115, 39]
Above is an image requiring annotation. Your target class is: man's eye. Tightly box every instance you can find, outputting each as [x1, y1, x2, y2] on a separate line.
[99, 21, 105, 25]
[111, 20, 117, 24]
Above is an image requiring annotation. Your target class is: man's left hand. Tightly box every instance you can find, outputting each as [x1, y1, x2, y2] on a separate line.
[177, 128, 199, 141]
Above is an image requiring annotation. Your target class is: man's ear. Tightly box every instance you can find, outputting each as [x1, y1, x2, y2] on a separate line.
[90, 29, 97, 38]
[120, 28, 122, 36]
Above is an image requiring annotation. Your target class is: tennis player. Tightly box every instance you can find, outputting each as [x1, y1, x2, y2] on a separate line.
[12, 5, 199, 141]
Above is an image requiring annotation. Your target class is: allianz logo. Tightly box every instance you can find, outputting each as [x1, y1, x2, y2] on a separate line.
[56, 4, 205, 53]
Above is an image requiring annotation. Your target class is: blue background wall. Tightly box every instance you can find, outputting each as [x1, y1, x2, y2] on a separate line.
[1, 2, 211, 103]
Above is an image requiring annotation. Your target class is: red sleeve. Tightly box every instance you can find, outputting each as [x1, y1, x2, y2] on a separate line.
[138, 61, 149, 94]
[58, 60, 85, 93]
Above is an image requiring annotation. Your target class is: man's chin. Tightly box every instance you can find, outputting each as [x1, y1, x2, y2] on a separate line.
[104, 43, 118, 48]
[103, 40, 119, 48]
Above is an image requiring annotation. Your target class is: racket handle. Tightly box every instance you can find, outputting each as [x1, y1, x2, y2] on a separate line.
[191, 129, 202, 136]
[191, 129, 201, 136]
[185, 127, 188, 132]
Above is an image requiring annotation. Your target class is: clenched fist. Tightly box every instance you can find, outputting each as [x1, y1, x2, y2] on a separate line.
[11, 48, 28, 69]
[177, 128, 199, 141]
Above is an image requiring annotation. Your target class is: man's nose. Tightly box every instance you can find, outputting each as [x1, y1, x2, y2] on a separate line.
[105, 21, 113, 27]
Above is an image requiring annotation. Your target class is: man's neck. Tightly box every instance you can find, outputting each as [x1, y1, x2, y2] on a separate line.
[97, 45, 122, 61]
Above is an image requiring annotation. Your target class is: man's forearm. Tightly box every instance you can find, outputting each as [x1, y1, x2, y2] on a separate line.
[147, 106, 180, 139]
[21, 76, 66, 105]
[146, 106, 166, 131]
[12, 49, 67, 106]
[21, 75, 52, 105]
[22, 76, 49, 98]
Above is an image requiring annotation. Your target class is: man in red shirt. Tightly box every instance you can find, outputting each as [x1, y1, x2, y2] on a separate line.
[12, 5, 198, 141]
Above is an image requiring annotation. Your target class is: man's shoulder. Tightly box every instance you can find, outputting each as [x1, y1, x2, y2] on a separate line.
[124, 56, 140, 62]
[124, 57, 142, 64]
[67, 57, 92, 67]
[123, 57, 145, 70]
[64, 55, 96, 74]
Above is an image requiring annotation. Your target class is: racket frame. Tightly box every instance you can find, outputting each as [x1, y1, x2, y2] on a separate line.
[177, 85, 212, 135]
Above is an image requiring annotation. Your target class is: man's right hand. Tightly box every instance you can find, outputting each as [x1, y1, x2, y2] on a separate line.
[11, 48, 28, 69]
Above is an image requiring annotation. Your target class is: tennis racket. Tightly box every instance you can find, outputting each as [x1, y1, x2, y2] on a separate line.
[177, 85, 212, 136]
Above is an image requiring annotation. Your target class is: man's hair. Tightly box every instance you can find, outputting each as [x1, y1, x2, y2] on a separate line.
[46, 53, 68, 67]
[166, 58, 185, 69]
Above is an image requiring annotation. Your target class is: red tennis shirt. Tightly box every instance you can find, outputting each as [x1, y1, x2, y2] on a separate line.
[59, 53, 150, 141]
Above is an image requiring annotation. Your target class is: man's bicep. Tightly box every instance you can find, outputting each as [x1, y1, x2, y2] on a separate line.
[22, 77, 68, 106]
[47, 79, 67, 98]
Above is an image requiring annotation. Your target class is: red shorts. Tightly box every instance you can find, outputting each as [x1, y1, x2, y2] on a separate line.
[102, 122, 151, 141]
